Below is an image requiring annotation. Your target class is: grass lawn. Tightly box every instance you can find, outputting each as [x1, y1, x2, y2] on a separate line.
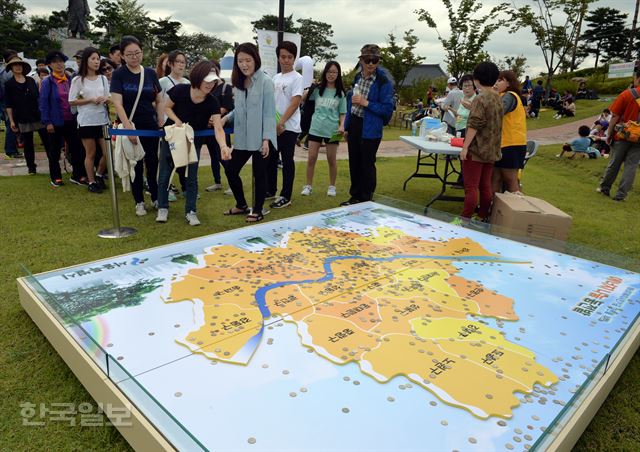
[525, 99, 609, 131]
[1, 144, 638, 450]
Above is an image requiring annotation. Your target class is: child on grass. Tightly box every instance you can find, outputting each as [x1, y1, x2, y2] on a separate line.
[557, 125, 600, 159]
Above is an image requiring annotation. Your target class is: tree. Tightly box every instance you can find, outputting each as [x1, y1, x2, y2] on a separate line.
[415, 0, 508, 79]
[580, 7, 629, 68]
[250, 14, 338, 62]
[22, 10, 69, 57]
[510, 0, 596, 93]
[380, 30, 424, 87]
[0, 0, 28, 51]
[93, 0, 150, 51]
[496, 55, 529, 80]
[180, 33, 230, 66]
[294, 18, 338, 62]
[148, 17, 182, 61]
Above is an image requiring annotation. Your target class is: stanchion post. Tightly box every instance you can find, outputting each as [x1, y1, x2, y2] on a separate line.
[98, 125, 137, 238]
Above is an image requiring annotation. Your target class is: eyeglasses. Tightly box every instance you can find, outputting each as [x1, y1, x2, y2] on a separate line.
[124, 51, 142, 59]
[362, 57, 379, 65]
[327, 70, 339, 75]
[102, 66, 114, 72]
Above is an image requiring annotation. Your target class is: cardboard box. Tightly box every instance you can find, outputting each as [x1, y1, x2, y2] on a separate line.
[490, 193, 572, 244]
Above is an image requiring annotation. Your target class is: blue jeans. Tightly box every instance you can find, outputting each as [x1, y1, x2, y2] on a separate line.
[157, 139, 200, 213]
[3, 113, 18, 155]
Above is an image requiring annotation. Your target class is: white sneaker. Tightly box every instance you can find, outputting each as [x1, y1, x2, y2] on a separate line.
[156, 208, 168, 223]
[152, 200, 159, 210]
[301, 185, 312, 196]
[185, 211, 201, 226]
[224, 188, 233, 195]
[168, 191, 177, 202]
[206, 183, 223, 192]
[327, 185, 336, 197]
[135, 202, 147, 216]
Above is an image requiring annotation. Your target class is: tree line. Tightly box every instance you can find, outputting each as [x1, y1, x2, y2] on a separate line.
[0, 0, 339, 66]
[2, 0, 637, 94]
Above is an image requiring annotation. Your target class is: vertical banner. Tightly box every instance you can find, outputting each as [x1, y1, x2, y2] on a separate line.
[256, 29, 301, 77]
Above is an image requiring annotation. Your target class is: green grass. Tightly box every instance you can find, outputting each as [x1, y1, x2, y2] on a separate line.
[526, 99, 608, 130]
[1, 147, 638, 450]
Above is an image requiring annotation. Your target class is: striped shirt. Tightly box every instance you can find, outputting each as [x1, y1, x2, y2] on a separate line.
[350, 72, 376, 118]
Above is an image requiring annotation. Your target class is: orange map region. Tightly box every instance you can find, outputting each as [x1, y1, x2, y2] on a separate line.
[169, 227, 556, 417]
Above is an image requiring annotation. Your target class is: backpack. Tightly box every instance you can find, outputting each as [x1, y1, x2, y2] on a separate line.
[300, 83, 317, 134]
[614, 88, 640, 143]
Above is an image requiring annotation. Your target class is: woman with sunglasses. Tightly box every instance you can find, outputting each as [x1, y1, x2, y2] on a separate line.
[300, 61, 346, 197]
[110, 35, 163, 216]
[341, 44, 394, 206]
[99, 58, 115, 84]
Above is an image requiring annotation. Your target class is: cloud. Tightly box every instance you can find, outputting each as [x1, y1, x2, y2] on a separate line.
[22, 0, 635, 74]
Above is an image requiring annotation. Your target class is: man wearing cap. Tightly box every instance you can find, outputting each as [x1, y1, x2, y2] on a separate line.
[341, 44, 395, 206]
[441, 76, 463, 135]
[1, 50, 22, 159]
[39, 50, 86, 187]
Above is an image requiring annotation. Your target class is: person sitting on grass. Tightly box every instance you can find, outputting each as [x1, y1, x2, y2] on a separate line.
[553, 95, 576, 119]
[557, 125, 600, 159]
[590, 121, 610, 156]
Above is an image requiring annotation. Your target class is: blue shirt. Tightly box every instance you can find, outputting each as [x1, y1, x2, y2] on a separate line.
[226, 70, 277, 151]
[110, 66, 161, 126]
[571, 137, 591, 152]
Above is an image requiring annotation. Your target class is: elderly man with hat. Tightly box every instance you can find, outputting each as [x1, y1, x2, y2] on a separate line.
[4, 55, 50, 174]
[441, 76, 464, 135]
[341, 44, 395, 206]
[39, 50, 86, 187]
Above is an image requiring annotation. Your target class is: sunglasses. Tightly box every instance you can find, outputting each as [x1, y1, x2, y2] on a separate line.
[362, 57, 379, 65]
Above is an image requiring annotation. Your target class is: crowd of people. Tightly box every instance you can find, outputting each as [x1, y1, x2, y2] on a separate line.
[1, 38, 637, 226]
[0, 39, 394, 226]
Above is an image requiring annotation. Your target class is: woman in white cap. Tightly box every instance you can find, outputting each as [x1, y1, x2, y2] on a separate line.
[4, 56, 48, 174]
[155, 60, 231, 226]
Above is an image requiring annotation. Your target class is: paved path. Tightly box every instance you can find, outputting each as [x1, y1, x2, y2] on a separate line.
[0, 116, 598, 177]
[526, 114, 599, 145]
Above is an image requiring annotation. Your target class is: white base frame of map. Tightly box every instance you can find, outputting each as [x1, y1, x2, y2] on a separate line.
[17, 267, 640, 452]
[17, 277, 175, 452]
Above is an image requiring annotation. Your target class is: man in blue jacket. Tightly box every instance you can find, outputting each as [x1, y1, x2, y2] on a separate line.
[341, 44, 394, 206]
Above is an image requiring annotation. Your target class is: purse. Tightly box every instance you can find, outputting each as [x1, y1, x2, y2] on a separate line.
[614, 88, 640, 143]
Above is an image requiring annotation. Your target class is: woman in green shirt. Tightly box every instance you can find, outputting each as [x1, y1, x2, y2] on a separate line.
[300, 61, 346, 197]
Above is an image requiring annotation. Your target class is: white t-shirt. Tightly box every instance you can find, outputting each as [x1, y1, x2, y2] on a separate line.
[69, 75, 110, 127]
[273, 70, 303, 133]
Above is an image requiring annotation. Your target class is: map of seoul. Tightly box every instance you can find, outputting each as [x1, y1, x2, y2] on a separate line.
[25, 203, 639, 451]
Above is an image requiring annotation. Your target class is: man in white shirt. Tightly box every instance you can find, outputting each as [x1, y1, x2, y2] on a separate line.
[268, 41, 303, 209]
[441, 76, 463, 135]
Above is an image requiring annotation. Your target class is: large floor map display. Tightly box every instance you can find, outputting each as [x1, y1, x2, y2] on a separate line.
[20, 203, 639, 451]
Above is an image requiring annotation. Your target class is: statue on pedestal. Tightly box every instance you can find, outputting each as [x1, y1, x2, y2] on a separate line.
[68, 0, 90, 39]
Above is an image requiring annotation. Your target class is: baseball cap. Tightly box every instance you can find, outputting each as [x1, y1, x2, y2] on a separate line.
[45, 50, 68, 64]
[360, 44, 381, 58]
[203, 71, 220, 83]
[447, 77, 457, 84]
[74, 49, 83, 58]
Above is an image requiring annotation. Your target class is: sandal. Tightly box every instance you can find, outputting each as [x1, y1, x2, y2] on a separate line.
[224, 206, 249, 215]
[245, 212, 264, 223]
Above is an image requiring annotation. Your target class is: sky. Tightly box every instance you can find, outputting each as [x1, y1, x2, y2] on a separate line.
[22, 0, 638, 75]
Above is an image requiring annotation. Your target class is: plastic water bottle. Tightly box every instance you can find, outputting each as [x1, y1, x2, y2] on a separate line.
[352, 82, 359, 97]
[411, 120, 418, 136]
